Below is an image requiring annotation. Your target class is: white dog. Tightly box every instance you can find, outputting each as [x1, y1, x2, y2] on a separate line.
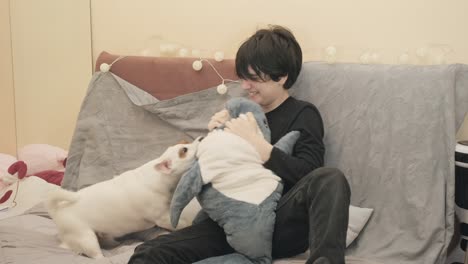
[46, 138, 202, 259]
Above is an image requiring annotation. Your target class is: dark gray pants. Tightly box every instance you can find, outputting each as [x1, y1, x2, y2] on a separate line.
[128, 167, 350, 264]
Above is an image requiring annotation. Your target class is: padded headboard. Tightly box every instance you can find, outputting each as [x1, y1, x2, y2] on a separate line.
[95, 51, 238, 100]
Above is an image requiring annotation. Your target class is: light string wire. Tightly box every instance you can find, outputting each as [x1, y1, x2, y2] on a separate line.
[101, 55, 237, 94]
[198, 58, 239, 85]
[109, 55, 126, 67]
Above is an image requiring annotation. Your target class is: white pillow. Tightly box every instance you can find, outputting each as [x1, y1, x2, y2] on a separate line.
[0, 176, 59, 220]
[347, 205, 374, 247]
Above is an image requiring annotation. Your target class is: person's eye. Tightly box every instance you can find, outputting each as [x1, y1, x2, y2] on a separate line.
[250, 75, 261, 81]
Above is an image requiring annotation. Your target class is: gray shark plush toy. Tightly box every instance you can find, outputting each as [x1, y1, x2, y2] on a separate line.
[170, 97, 300, 264]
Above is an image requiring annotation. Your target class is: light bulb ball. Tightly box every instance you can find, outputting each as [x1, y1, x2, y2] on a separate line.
[192, 60, 203, 71]
[214, 51, 224, 62]
[399, 53, 409, 64]
[325, 46, 337, 56]
[100, 63, 110, 72]
[360, 53, 371, 64]
[217, 84, 228, 94]
[179, 48, 189, 57]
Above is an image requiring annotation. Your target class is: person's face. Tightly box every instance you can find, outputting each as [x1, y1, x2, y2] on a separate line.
[240, 68, 289, 112]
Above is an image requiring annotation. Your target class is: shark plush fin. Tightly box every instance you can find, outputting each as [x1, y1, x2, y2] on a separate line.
[170, 161, 203, 228]
[273, 131, 301, 155]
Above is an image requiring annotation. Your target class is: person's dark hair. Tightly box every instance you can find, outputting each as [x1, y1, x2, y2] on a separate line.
[235, 25, 302, 89]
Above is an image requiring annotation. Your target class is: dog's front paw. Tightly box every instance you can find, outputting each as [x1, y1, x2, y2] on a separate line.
[83, 252, 104, 259]
[59, 242, 70, 250]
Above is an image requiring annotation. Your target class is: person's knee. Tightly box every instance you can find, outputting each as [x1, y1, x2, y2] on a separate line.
[306, 167, 350, 197]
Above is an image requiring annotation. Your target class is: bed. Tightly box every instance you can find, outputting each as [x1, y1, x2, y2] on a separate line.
[1, 51, 467, 264]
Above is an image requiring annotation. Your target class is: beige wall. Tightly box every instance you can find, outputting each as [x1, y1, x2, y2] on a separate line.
[1, 0, 467, 155]
[9, 0, 92, 151]
[0, 0, 16, 156]
[91, 0, 468, 64]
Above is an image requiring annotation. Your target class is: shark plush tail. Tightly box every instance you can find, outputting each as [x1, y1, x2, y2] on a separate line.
[170, 162, 204, 228]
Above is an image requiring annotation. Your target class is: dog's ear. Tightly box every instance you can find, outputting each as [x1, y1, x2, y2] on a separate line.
[178, 139, 189, 144]
[155, 160, 172, 174]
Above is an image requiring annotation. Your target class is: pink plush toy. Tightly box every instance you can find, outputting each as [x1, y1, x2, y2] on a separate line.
[17, 144, 67, 176]
[0, 144, 67, 191]
[31, 158, 66, 186]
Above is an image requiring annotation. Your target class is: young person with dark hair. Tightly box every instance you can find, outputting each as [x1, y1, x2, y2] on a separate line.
[128, 25, 351, 264]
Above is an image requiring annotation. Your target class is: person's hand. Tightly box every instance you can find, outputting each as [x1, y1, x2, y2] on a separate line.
[207, 109, 230, 131]
[225, 112, 273, 162]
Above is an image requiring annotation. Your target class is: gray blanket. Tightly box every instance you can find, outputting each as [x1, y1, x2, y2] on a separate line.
[290, 63, 468, 263]
[0, 208, 168, 264]
[2, 62, 467, 264]
[62, 73, 244, 190]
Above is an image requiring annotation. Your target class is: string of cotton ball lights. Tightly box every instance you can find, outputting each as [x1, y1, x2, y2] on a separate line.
[99, 51, 235, 95]
[322, 44, 452, 65]
[143, 35, 454, 66]
[191, 53, 238, 95]
[145, 38, 236, 95]
[359, 51, 381, 64]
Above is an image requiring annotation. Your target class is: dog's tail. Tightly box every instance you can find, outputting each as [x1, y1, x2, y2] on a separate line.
[46, 188, 79, 216]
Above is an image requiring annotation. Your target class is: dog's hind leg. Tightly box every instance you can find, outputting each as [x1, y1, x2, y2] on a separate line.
[67, 229, 104, 259]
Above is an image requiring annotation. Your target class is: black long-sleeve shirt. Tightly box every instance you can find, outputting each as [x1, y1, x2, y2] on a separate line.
[263, 96, 325, 193]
